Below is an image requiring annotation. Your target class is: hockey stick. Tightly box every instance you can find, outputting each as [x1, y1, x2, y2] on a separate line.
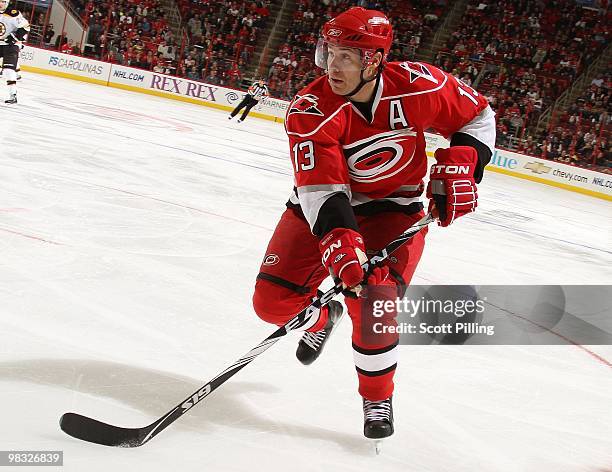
[59, 213, 434, 447]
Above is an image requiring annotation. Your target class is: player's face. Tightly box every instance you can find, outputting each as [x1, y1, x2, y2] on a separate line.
[0, 0, 8, 12]
[326, 45, 364, 95]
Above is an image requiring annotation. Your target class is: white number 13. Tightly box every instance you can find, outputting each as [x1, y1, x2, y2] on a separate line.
[292, 141, 315, 172]
[455, 76, 479, 106]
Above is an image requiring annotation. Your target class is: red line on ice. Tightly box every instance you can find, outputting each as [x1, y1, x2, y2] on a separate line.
[101, 185, 272, 231]
[512, 313, 612, 369]
[0, 227, 62, 245]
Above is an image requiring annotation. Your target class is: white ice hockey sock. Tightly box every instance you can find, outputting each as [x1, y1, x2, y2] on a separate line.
[4, 68, 17, 82]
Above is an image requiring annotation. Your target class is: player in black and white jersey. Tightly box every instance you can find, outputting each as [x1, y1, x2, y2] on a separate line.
[0, 0, 29, 103]
[228, 79, 269, 123]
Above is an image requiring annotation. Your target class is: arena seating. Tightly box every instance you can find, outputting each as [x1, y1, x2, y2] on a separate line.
[435, 0, 609, 166]
[266, 0, 448, 99]
[177, 1, 271, 86]
[517, 73, 610, 169]
[29, 0, 609, 170]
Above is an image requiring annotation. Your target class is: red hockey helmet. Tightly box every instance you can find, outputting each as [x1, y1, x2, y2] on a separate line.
[315, 7, 393, 70]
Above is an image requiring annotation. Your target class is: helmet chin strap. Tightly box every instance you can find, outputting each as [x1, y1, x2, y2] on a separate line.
[341, 51, 384, 98]
[342, 68, 378, 98]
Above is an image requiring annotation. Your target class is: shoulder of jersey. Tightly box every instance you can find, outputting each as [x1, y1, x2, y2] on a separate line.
[4, 9, 22, 17]
[383, 61, 449, 97]
[285, 75, 348, 136]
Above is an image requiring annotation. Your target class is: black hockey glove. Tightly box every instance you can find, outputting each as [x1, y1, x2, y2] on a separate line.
[5, 34, 18, 46]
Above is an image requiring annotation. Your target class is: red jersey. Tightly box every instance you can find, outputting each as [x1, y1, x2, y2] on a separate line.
[284, 61, 491, 231]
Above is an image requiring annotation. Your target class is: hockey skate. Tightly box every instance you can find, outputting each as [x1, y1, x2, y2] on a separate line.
[295, 300, 343, 365]
[363, 396, 394, 454]
[5, 93, 17, 104]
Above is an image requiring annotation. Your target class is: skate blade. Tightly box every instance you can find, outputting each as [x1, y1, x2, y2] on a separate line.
[331, 309, 346, 333]
[372, 439, 383, 455]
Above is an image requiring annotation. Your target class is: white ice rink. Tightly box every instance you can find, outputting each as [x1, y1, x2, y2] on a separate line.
[1, 73, 611, 472]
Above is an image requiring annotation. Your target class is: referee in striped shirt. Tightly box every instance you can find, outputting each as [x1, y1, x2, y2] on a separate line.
[228, 79, 269, 123]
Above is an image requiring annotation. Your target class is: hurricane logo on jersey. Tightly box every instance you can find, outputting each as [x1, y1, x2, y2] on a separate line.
[344, 130, 416, 183]
[263, 254, 280, 266]
[289, 94, 324, 116]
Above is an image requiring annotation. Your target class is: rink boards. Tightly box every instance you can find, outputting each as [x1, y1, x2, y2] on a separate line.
[18, 45, 612, 201]
[18, 46, 289, 123]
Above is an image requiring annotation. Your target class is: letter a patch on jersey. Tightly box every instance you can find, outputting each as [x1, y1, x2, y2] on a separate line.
[289, 94, 324, 116]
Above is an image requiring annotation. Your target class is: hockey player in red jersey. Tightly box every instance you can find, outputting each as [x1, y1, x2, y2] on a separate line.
[252, 7, 495, 441]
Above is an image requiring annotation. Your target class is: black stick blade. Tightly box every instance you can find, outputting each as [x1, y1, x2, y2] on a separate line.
[60, 413, 150, 447]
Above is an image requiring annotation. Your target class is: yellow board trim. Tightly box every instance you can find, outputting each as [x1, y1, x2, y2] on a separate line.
[107, 81, 284, 123]
[424, 152, 612, 201]
[19, 66, 612, 201]
[21, 65, 285, 123]
[21, 65, 109, 86]
[485, 166, 612, 201]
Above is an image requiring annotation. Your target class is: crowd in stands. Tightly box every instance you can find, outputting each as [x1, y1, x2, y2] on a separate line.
[386, 0, 447, 62]
[77, 0, 176, 71]
[265, 0, 349, 99]
[509, 73, 611, 170]
[27, 0, 270, 86]
[440, 0, 609, 138]
[24, 0, 179, 72]
[178, 1, 271, 87]
[266, 0, 448, 99]
[21, 0, 610, 170]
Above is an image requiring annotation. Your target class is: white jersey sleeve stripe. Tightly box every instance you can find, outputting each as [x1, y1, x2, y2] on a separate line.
[455, 105, 496, 153]
[296, 184, 352, 231]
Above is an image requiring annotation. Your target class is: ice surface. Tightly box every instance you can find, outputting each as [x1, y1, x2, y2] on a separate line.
[1, 74, 611, 472]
